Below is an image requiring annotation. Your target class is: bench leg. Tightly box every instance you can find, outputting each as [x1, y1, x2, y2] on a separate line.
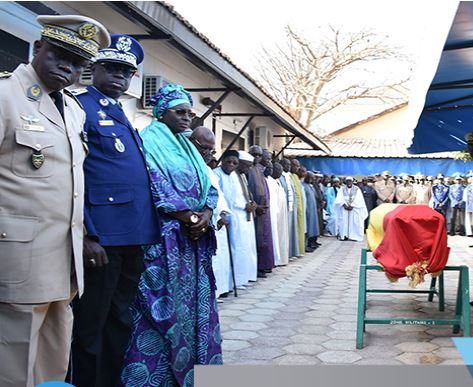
[439, 272, 445, 312]
[461, 266, 470, 337]
[428, 276, 436, 302]
[356, 263, 367, 349]
[453, 269, 463, 334]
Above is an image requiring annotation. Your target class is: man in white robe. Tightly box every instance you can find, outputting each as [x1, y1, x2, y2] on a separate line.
[280, 158, 299, 258]
[265, 162, 282, 266]
[190, 127, 232, 297]
[272, 162, 289, 265]
[334, 177, 368, 242]
[214, 151, 258, 285]
[208, 167, 232, 297]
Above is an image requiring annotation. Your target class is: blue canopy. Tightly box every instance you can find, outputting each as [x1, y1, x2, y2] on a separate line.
[299, 157, 473, 177]
[410, 1, 473, 154]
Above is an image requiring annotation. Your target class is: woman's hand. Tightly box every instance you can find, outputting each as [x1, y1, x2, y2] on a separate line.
[189, 209, 212, 240]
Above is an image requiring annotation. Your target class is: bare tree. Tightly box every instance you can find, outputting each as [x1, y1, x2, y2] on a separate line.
[255, 26, 410, 132]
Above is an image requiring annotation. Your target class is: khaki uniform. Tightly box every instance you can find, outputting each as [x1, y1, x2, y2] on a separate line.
[374, 179, 395, 205]
[0, 64, 86, 386]
[395, 184, 415, 204]
[414, 183, 432, 205]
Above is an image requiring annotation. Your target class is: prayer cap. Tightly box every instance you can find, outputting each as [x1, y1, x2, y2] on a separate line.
[238, 150, 254, 162]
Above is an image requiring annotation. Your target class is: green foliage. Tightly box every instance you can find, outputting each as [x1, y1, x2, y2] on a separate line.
[453, 151, 472, 161]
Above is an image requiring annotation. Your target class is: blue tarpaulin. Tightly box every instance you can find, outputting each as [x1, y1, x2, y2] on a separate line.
[410, 1, 473, 154]
[299, 157, 473, 177]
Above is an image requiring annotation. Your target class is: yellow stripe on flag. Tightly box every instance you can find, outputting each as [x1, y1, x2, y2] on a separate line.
[366, 203, 400, 251]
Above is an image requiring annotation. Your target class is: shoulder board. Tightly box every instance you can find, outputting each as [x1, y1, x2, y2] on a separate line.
[68, 88, 88, 96]
[0, 71, 12, 79]
[64, 89, 84, 110]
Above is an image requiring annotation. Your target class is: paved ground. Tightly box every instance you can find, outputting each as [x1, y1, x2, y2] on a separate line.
[217, 235, 473, 365]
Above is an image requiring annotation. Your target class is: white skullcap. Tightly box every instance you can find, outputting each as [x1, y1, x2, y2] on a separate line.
[238, 150, 254, 162]
[345, 176, 354, 181]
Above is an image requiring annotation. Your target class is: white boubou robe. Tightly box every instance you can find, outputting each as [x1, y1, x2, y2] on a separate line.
[334, 184, 368, 242]
[208, 166, 232, 297]
[213, 167, 258, 284]
[275, 177, 289, 265]
[266, 176, 282, 265]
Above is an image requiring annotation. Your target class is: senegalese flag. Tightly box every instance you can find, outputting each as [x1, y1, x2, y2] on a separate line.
[366, 203, 450, 287]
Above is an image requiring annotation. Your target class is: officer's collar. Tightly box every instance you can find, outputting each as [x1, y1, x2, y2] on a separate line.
[90, 86, 117, 105]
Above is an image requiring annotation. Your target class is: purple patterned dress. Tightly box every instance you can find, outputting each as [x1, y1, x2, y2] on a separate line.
[120, 121, 222, 387]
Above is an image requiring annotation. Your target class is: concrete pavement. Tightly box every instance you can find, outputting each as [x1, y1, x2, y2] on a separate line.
[217, 235, 473, 365]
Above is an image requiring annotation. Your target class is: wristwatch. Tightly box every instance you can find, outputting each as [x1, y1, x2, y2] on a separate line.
[189, 213, 199, 224]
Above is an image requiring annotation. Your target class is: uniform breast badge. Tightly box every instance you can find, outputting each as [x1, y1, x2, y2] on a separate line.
[27, 84, 43, 101]
[20, 114, 44, 131]
[31, 149, 45, 169]
[97, 110, 107, 119]
[114, 138, 125, 153]
[99, 98, 109, 107]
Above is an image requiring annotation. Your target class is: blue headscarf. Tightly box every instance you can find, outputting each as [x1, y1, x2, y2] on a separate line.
[143, 84, 210, 210]
[150, 84, 193, 118]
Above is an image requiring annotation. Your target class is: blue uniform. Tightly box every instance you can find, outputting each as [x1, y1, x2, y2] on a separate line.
[78, 86, 160, 246]
[432, 184, 449, 209]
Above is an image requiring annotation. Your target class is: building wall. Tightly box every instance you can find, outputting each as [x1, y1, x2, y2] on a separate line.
[334, 106, 411, 140]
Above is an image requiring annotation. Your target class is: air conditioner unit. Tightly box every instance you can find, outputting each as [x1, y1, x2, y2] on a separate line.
[78, 62, 93, 85]
[141, 75, 171, 109]
[254, 126, 273, 149]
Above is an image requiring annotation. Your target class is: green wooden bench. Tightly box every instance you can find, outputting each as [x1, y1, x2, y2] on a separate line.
[356, 248, 470, 349]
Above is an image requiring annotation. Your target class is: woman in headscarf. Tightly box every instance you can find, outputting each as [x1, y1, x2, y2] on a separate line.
[120, 85, 222, 387]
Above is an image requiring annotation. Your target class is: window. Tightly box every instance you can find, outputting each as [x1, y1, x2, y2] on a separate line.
[221, 129, 245, 151]
[0, 30, 29, 72]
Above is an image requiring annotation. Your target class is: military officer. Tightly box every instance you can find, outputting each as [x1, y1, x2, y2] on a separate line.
[374, 170, 395, 205]
[395, 175, 416, 204]
[71, 35, 161, 387]
[0, 15, 109, 387]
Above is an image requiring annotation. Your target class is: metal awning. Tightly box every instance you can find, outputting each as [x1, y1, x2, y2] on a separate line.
[107, 1, 330, 154]
[409, 1, 473, 154]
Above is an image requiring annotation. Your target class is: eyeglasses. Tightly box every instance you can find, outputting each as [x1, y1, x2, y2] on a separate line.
[167, 108, 196, 119]
[98, 62, 137, 78]
[192, 137, 216, 154]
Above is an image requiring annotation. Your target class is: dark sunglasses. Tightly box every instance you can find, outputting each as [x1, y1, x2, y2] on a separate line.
[98, 62, 136, 77]
[192, 137, 216, 154]
[167, 108, 196, 119]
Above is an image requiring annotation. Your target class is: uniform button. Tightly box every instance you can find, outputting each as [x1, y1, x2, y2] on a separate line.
[146, 166, 150, 171]
[112, 132, 116, 137]
[72, 162, 77, 167]
[74, 192, 79, 198]
[108, 197, 114, 202]
[36, 143, 41, 149]
[139, 147, 143, 152]
[68, 134, 72, 138]
[1, 232, 7, 239]
[71, 221, 76, 227]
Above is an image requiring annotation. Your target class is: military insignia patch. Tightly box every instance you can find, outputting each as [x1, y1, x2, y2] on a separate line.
[78, 23, 98, 39]
[31, 150, 45, 169]
[97, 110, 107, 119]
[116, 36, 132, 52]
[98, 120, 114, 126]
[114, 138, 125, 153]
[99, 98, 109, 107]
[27, 85, 42, 101]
